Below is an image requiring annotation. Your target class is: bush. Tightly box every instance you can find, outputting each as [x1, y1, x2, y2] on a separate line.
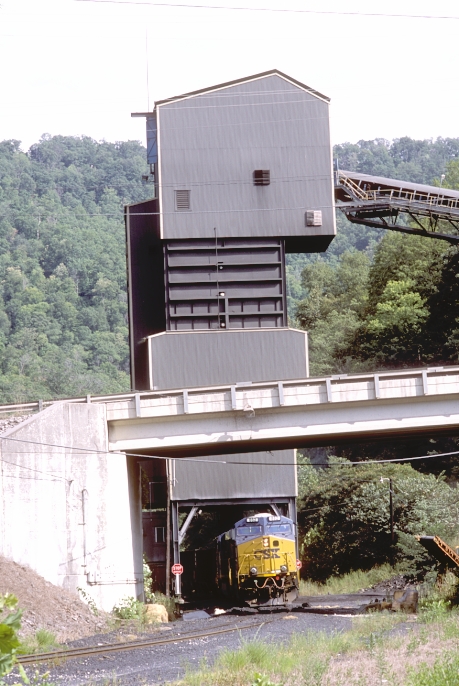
[298, 458, 459, 581]
[0, 593, 22, 678]
[143, 556, 154, 603]
[299, 564, 395, 596]
[111, 596, 145, 621]
[0, 593, 53, 685]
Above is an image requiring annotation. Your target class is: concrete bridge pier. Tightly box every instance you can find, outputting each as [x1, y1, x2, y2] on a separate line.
[0, 402, 144, 612]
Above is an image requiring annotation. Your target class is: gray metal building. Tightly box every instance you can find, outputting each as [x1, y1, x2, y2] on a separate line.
[147, 328, 308, 390]
[128, 71, 334, 391]
[128, 70, 335, 596]
[146, 70, 335, 248]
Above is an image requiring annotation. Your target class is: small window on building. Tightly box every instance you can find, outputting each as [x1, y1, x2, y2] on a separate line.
[175, 189, 191, 211]
[155, 526, 166, 543]
[253, 170, 270, 186]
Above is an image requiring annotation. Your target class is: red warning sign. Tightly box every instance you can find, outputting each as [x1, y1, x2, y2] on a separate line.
[296, 560, 302, 569]
[171, 563, 184, 576]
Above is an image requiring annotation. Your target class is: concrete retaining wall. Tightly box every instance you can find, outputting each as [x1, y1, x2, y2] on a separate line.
[0, 402, 143, 612]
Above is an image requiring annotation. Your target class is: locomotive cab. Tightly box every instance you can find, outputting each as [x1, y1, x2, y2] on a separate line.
[217, 513, 298, 606]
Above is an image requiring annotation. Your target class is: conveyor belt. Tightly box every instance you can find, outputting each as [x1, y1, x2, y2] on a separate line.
[335, 169, 459, 243]
[416, 535, 459, 569]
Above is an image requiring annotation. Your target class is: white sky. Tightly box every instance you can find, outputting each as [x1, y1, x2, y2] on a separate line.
[1, 0, 459, 152]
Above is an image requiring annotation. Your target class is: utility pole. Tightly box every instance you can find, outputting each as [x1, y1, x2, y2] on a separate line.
[381, 477, 395, 564]
[165, 460, 171, 598]
[389, 478, 394, 545]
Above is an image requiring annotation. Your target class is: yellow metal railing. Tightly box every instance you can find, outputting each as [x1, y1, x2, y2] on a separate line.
[338, 172, 459, 212]
[416, 535, 459, 569]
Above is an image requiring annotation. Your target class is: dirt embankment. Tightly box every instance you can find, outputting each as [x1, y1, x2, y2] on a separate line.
[0, 555, 108, 642]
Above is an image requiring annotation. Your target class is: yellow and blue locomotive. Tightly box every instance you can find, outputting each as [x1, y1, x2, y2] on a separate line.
[216, 513, 299, 605]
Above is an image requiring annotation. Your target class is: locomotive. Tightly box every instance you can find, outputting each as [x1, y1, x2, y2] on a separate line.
[216, 513, 299, 605]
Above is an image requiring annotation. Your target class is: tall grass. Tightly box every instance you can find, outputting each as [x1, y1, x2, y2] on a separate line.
[18, 628, 60, 654]
[151, 592, 176, 621]
[177, 613, 407, 686]
[175, 608, 459, 686]
[299, 564, 396, 596]
[180, 631, 346, 686]
[405, 652, 459, 686]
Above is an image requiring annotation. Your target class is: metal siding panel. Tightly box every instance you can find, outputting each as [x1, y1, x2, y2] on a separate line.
[157, 74, 335, 246]
[148, 328, 308, 389]
[171, 449, 296, 500]
[146, 115, 158, 165]
[164, 238, 287, 330]
[125, 199, 166, 390]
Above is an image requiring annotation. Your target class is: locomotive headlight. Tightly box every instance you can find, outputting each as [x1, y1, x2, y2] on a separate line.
[263, 537, 269, 547]
[250, 566, 258, 576]
[280, 565, 288, 573]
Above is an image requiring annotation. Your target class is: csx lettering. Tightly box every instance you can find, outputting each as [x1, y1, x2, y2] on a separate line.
[253, 548, 280, 559]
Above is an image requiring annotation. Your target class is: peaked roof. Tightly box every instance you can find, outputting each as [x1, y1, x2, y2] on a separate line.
[154, 69, 330, 108]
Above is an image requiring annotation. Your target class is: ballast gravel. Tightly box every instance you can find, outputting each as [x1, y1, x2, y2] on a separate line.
[17, 610, 355, 686]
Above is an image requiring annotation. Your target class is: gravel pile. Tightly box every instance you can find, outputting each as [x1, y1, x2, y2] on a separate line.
[0, 555, 108, 642]
[370, 574, 413, 595]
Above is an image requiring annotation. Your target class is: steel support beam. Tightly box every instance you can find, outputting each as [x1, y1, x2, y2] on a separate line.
[178, 506, 198, 546]
[171, 501, 181, 597]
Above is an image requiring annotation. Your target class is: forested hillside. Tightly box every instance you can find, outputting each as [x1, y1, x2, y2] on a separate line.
[1, 134, 459, 403]
[0, 136, 149, 401]
[293, 139, 459, 377]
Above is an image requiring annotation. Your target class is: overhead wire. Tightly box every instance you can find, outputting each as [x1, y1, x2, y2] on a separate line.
[0, 429, 459, 468]
[73, 0, 459, 21]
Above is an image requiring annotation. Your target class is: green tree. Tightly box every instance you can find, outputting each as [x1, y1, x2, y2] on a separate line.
[296, 251, 370, 375]
[298, 459, 459, 581]
[347, 232, 448, 367]
[0, 593, 22, 678]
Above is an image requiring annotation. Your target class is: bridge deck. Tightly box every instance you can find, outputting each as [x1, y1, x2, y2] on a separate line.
[104, 366, 459, 456]
[2, 366, 459, 457]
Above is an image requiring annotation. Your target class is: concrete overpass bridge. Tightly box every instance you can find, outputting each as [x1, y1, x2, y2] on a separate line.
[2, 363, 459, 612]
[104, 365, 459, 457]
[15, 364, 454, 458]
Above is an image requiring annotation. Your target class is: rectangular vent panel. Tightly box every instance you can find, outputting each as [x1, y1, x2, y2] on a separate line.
[164, 238, 287, 330]
[253, 170, 270, 186]
[305, 210, 322, 226]
[175, 190, 191, 211]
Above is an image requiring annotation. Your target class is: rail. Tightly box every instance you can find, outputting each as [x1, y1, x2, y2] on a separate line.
[17, 620, 267, 665]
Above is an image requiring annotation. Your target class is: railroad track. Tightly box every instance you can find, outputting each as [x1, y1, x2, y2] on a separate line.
[17, 620, 269, 665]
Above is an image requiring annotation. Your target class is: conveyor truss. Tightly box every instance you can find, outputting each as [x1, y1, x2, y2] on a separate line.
[335, 168, 459, 244]
[416, 535, 459, 571]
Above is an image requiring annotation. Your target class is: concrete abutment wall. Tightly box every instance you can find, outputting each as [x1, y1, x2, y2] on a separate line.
[0, 402, 143, 612]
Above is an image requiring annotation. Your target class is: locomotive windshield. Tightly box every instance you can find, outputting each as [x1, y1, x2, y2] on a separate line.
[237, 525, 262, 536]
[266, 524, 291, 534]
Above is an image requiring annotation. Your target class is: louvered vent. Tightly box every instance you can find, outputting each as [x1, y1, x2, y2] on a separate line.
[175, 190, 191, 211]
[253, 170, 270, 186]
[305, 210, 322, 226]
